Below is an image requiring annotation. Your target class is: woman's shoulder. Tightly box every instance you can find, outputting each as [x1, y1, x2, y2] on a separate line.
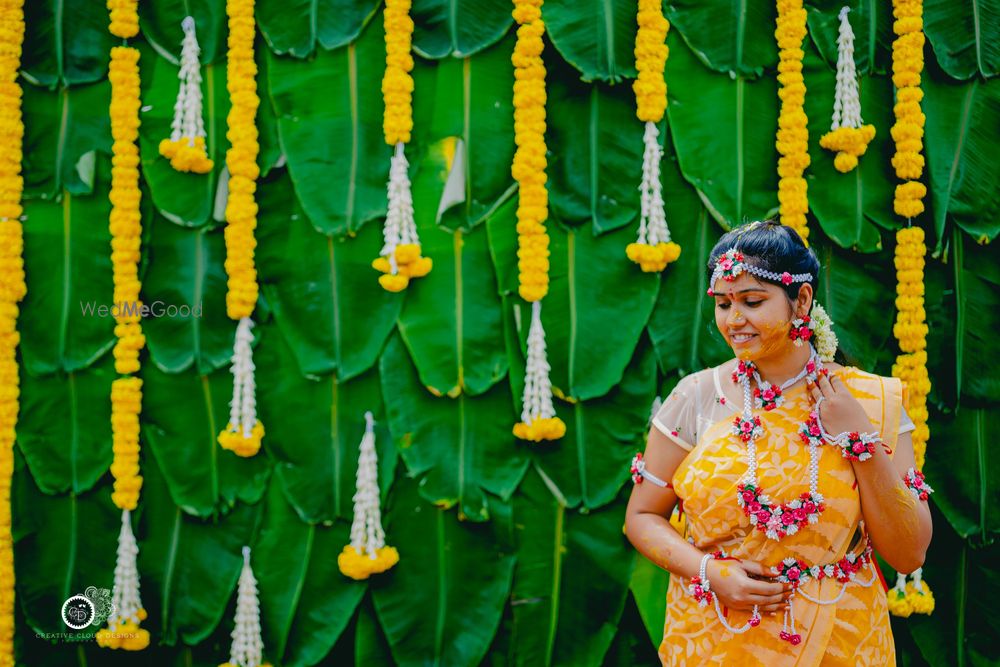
[834, 364, 905, 396]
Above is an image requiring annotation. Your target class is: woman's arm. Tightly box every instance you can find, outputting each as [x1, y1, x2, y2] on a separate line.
[851, 428, 932, 573]
[624, 427, 706, 580]
[809, 374, 932, 573]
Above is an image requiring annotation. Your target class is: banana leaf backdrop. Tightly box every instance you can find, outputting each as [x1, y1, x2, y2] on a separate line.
[13, 0, 1000, 665]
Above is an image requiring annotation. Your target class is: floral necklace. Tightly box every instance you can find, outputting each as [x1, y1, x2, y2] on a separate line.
[732, 347, 826, 540]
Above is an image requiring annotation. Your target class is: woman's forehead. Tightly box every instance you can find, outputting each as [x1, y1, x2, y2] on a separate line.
[711, 273, 771, 295]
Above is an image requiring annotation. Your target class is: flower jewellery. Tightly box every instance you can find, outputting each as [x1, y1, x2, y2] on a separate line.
[775, 0, 811, 244]
[890, 0, 927, 219]
[511, 0, 565, 443]
[97, 10, 151, 652]
[732, 349, 830, 540]
[218, 0, 265, 458]
[903, 467, 933, 500]
[338, 412, 400, 580]
[371, 0, 432, 292]
[159, 16, 214, 174]
[626, 0, 681, 272]
[819, 7, 876, 173]
[0, 0, 26, 660]
[219, 547, 270, 667]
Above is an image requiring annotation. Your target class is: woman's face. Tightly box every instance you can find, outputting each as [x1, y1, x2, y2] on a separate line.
[712, 273, 811, 361]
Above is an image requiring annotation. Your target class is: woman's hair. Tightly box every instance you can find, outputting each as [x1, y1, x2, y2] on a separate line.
[707, 220, 820, 300]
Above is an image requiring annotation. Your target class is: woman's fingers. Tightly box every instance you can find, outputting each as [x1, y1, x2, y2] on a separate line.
[818, 372, 837, 394]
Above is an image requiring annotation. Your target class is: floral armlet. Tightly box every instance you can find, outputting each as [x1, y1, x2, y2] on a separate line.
[904, 468, 933, 501]
[630, 453, 672, 488]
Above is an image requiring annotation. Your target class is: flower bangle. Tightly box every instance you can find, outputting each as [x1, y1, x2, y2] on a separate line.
[904, 468, 933, 500]
[688, 553, 715, 606]
[630, 452, 670, 487]
[835, 431, 879, 462]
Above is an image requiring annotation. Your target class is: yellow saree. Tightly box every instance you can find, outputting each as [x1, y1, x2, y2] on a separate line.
[655, 364, 905, 666]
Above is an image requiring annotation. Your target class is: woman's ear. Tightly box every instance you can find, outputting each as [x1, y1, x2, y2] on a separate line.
[796, 283, 813, 319]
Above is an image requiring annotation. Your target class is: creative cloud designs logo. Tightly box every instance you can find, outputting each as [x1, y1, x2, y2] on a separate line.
[61, 587, 114, 630]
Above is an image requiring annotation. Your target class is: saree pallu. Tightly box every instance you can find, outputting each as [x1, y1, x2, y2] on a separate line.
[658, 368, 904, 666]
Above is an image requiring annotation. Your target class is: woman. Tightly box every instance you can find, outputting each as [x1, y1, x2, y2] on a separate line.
[624, 221, 932, 666]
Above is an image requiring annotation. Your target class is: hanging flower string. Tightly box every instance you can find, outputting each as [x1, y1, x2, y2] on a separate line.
[0, 0, 25, 661]
[819, 7, 875, 173]
[97, 12, 151, 650]
[219, 0, 264, 458]
[372, 0, 432, 292]
[511, 0, 564, 443]
[626, 0, 680, 272]
[775, 0, 810, 244]
[219, 547, 271, 667]
[159, 16, 213, 174]
[107, 0, 138, 39]
[890, 0, 926, 219]
[338, 412, 400, 580]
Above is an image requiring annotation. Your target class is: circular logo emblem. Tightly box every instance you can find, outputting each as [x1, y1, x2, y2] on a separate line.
[61, 595, 95, 629]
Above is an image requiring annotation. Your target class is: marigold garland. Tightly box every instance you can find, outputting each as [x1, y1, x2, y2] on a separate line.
[890, 0, 927, 218]
[219, 0, 264, 458]
[0, 0, 25, 662]
[373, 0, 431, 292]
[511, 0, 564, 443]
[819, 7, 876, 173]
[107, 0, 138, 39]
[101, 39, 151, 652]
[627, 0, 681, 272]
[775, 0, 810, 244]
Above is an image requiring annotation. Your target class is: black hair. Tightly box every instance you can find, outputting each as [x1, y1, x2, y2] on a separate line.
[707, 220, 820, 301]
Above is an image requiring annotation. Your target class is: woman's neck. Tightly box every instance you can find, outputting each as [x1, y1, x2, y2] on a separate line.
[746, 343, 813, 387]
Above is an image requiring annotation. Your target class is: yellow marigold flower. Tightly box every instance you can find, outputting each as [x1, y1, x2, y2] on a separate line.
[108, 0, 139, 40]
[337, 545, 400, 580]
[633, 0, 669, 123]
[219, 420, 265, 457]
[513, 416, 566, 442]
[775, 0, 810, 242]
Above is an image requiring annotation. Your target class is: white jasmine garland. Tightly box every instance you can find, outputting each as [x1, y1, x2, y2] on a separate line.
[831, 7, 862, 131]
[810, 302, 839, 362]
[381, 142, 419, 273]
[349, 412, 387, 558]
[520, 301, 557, 425]
[227, 547, 265, 667]
[635, 121, 672, 245]
[109, 510, 143, 627]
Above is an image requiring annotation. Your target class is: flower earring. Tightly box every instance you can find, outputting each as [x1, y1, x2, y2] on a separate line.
[789, 315, 813, 346]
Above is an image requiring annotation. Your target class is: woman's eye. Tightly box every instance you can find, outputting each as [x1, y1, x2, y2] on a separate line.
[745, 300, 762, 307]
[716, 302, 730, 310]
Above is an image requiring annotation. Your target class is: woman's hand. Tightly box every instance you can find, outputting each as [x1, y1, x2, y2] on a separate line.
[807, 372, 874, 436]
[706, 559, 794, 616]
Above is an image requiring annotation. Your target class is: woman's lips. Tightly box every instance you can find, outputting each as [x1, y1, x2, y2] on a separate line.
[730, 333, 757, 345]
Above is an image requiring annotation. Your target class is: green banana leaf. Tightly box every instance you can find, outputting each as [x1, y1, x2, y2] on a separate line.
[22, 80, 110, 199]
[16, 357, 114, 495]
[805, 0, 891, 76]
[924, 67, 1000, 247]
[141, 216, 234, 375]
[952, 234, 1000, 402]
[371, 473, 516, 666]
[354, 594, 396, 665]
[814, 242, 895, 371]
[137, 42, 229, 228]
[266, 20, 392, 237]
[139, 454, 264, 646]
[543, 0, 637, 82]
[379, 333, 528, 521]
[255, 481, 366, 666]
[629, 548, 668, 649]
[416, 34, 517, 232]
[507, 466, 634, 666]
[19, 171, 116, 375]
[802, 38, 889, 252]
[904, 504, 1000, 666]
[527, 338, 656, 511]
[21, 1, 116, 88]
[255, 169, 403, 379]
[256, 324, 396, 524]
[926, 407, 1000, 544]
[12, 452, 119, 635]
[923, 0, 1000, 80]
[546, 52, 643, 235]
[665, 33, 779, 229]
[602, 591, 663, 665]
[141, 363, 271, 518]
[140, 0, 228, 64]
[665, 0, 777, 77]
[645, 118, 732, 376]
[396, 138, 508, 397]
[257, 0, 379, 57]
[411, 0, 513, 58]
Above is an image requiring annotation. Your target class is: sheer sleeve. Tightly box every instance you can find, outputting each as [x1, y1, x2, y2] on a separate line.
[651, 373, 701, 452]
[899, 406, 915, 435]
